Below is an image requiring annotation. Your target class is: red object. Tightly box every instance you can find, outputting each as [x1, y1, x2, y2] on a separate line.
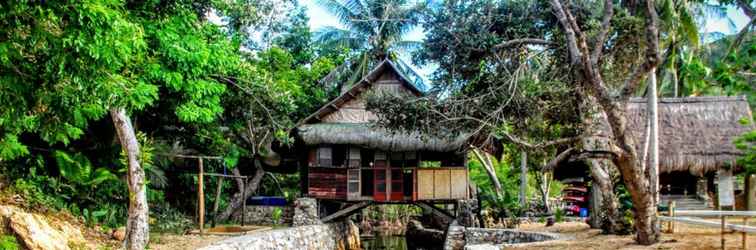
[390, 168, 403, 200]
[563, 196, 586, 202]
[374, 168, 387, 201]
[563, 186, 588, 193]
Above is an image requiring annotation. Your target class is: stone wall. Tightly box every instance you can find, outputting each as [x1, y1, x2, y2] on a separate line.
[463, 228, 557, 245]
[442, 222, 559, 250]
[231, 205, 292, 225]
[199, 221, 360, 250]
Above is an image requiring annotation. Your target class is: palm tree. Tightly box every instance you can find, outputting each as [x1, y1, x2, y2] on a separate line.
[315, 0, 424, 90]
[656, 0, 732, 96]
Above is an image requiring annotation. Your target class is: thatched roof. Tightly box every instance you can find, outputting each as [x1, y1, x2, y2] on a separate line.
[296, 59, 423, 127]
[593, 96, 754, 176]
[297, 123, 468, 152]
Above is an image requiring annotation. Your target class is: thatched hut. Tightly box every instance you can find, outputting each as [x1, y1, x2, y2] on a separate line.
[293, 59, 470, 203]
[558, 96, 753, 207]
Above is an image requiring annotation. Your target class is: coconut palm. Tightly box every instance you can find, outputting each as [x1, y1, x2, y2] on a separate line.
[315, 0, 425, 90]
[656, 0, 733, 96]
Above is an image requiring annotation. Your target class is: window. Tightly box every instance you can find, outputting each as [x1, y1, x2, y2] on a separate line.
[375, 151, 387, 168]
[348, 146, 361, 168]
[317, 146, 332, 166]
[332, 145, 346, 167]
[389, 152, 419, 168]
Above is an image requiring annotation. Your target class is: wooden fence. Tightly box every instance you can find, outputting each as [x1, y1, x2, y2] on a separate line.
[660, 201, 756, 250]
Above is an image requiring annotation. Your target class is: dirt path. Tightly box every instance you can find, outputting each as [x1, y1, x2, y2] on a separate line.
[517, 221, 754, 249]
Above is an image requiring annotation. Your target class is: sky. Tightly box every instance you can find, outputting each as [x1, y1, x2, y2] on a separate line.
[301, 0, 751, 83]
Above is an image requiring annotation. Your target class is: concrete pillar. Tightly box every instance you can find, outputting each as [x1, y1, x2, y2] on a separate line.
[696, 178, 709, 203]
[293, 198, 321, 226]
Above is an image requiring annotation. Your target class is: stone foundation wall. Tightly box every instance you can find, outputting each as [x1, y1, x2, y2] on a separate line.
[443, 223, 559, 250]
[463, 228, 557, 245]
[199, 221, 361, 250]
[231, 206, 293, 225]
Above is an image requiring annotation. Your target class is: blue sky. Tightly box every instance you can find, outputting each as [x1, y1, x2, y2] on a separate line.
[301, 0, 751, 82]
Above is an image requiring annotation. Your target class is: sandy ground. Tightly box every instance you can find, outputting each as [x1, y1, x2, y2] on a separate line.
[148, 233, 231, 250]
[518, 221, 755, 250]
[142, 221, 754, 250]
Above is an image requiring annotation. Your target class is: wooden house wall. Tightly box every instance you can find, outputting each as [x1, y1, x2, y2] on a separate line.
[320, 69, 417, 124]
[308, 167, 347, 199]
[416, 168, 469, 200]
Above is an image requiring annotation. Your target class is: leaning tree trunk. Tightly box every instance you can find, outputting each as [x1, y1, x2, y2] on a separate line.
[472, 149, 503, 198]
[215, 160, 265, 222]
[110, 108, 149, 250]
[537, 171, 552, 213]
[519, 151, 528, 205]
[589, 159, 624, 234]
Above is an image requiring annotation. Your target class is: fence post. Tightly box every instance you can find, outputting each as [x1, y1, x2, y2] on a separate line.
[669, 201, 676, 233]
[198, 157, 205, 236]
[743, 217, 749, 250]
[721, 215, 726, 250]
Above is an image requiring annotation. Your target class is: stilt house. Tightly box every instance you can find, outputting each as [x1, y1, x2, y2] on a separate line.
[294, 59, 470, 203]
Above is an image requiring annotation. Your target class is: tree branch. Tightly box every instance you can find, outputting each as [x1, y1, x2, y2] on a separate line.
[493, 38, 556, 50]
[541, 147, 575, 171]
[551, 0, 581, 65]
[591, 0, 614, 65]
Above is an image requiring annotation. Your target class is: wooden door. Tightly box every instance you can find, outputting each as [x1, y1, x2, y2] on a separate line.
[390, 168, 404, 200]
[374, 168, 387, 201]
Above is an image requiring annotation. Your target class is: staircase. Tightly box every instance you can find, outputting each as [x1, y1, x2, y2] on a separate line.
[660, 195, 711, 210]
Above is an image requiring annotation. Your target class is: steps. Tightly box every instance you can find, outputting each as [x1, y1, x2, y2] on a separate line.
[660, 195, 711, 210]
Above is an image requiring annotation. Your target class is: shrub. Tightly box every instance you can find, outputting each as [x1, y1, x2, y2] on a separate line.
[0, 235, 19, 250]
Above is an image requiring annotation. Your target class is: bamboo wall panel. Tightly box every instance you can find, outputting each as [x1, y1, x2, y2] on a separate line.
[417, 169, 434, 200]
[450, 169, 467, 199]
[434, 169, 451, 199]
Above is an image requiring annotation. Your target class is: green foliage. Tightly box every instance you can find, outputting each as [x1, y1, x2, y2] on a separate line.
[0, 235, 19, 250]
[54, 151, 117, 187]
[554, 209, 565, 223]
[735, 128, 756, 175]
[151, 204, 193, 234]
[272, 207, 283, 224]
[468, 151, 522, 217]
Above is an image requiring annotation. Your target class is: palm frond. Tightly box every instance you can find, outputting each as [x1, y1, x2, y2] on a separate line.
[389, 40, 422, 53]
[314, 26, 369, 51]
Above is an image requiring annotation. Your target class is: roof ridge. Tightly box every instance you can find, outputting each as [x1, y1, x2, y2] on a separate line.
[628, 95, 748, 103]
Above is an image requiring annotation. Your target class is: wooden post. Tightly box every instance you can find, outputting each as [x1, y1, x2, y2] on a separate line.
[198, 158, 205, 235]
[743, 217, 748, 250]
[241, 178, 246, 227]
[669, 201, 676, 233]
[721, 216, 726, 250]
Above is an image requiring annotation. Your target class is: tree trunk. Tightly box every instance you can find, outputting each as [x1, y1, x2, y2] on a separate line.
[519, 151, 528, 206]
[110, 108, 149, 250]
[614, 155, 659, 244]
[589, 159, 624, 234]
[472, 149, 503, 198]
[648, 68, 659, 204]
[215, 160, 265, 222]
[538, 171, 552, 213]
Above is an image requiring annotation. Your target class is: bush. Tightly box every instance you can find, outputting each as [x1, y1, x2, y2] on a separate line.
[151, 204, 193, 234]
[0, 235, 19, 250]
